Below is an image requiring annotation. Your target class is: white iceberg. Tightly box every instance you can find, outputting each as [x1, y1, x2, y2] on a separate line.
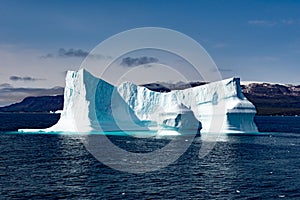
[20, 69, 258, 134]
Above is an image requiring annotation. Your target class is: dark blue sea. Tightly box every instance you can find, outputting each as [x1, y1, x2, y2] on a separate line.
[0, 114, 300, 199]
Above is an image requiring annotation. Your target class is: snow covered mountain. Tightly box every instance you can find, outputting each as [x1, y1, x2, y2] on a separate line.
[241, 82, 300, 115]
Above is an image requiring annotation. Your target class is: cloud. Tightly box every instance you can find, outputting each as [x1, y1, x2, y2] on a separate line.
[248, 20, 277, 26]
[0, 86, 64, 106]
[120, 56, 159, 67]
[248, 19, 300, 27]
[262, 56, 278, 62]
[9, 76, 45, 81]
[0, 83, 13, 88]
[219, 68, 233, 72]
[41, 53, 54, 58]
[41, 48, 110, 59]
[212, 43, 227, 49]
[0, 86, 63, 94]
[58, 48, 88, 58]
[281, 19, 295, 25]
[210, 68, 232, 73]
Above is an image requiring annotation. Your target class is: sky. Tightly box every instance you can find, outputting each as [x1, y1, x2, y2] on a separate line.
[0, 0, 300, 106]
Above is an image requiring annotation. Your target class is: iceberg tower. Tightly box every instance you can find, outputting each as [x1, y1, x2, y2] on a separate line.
[20, 69, 258, 134]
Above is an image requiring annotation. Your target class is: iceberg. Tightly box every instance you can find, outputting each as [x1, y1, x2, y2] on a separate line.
[20, 69, 258, 134]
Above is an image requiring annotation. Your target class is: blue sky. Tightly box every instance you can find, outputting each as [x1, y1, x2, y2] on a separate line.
[0, 0, 300, 105]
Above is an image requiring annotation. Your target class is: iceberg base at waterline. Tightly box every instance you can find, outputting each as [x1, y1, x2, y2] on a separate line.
[19, 69, 258, 135]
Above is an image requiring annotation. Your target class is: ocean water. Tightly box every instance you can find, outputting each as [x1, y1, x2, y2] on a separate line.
[0, 114, 300, 199]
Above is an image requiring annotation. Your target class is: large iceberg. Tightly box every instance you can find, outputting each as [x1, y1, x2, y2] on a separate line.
[20, 69, 258, 134]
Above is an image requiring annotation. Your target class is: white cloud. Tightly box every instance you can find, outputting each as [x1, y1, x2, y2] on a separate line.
[281, 19, 295, 25]
[212, 43, 227, 49]
[262, 56, 279, 62]
[248, 19, 300, 27]
[248, 20, 277, 26]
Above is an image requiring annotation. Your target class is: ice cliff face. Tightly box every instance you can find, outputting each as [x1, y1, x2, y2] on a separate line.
[21, 69, 258, 134]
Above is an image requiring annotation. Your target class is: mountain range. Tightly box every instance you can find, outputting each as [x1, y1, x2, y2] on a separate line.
[241, 82, 300, 115]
